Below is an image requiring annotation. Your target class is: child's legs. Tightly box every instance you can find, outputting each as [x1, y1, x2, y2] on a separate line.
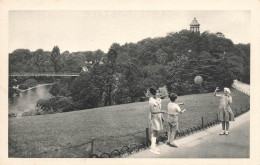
[167, 124, 172, 142]
[152, 130, 158, 138]
[169, 125, 177, 144]
[151, 130, 158, 148]
[221, 121, 225, 130]
[226, 122, 230, 131]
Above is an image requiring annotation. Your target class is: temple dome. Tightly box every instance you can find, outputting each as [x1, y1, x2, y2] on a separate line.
[190, 17, 200, 26]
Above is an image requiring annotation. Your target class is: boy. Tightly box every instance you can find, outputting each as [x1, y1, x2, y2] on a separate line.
[167, 93, 186, 147]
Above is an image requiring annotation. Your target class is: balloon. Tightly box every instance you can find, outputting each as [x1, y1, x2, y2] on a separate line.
[194, 76, 203, 85]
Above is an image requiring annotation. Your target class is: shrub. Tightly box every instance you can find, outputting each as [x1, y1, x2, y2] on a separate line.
[50, 81, 71, 96]
[139, 96, 148, 102]
[19, 84, 29, 90]
[49, 83, 61, 96]
[73, 101, 86, 110]
[113, 88, 131, 104]
[37, 96, 74, 114]
[8, 112, 17, 118]
[9, 88, 18, 98]
[24, 78, 38, 87]
[158, 86, 169, 99]
[22, 106, 46, 116]
[22, 110, 35, 116]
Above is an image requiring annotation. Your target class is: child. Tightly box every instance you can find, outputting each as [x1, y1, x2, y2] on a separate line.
[167, 93, 186, 147]
[148, 87, 167, 155]
[214, 87, 234, 135]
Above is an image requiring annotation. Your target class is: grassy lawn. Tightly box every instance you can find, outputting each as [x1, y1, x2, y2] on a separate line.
[8, 88, 250, 158]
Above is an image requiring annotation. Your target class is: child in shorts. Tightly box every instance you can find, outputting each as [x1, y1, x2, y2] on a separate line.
[167, 93, 186, 147]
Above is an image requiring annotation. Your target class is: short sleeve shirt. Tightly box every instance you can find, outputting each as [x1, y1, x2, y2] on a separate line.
[167, 102, 181, 116]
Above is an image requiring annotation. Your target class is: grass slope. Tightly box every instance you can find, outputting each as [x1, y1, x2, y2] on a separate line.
[9, 89, 249, 157]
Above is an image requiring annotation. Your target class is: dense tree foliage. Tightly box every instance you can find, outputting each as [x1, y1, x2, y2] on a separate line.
[9, 30, 250, 110]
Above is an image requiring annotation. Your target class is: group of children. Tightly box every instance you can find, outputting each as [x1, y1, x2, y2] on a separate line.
[148, 86, 234, 155]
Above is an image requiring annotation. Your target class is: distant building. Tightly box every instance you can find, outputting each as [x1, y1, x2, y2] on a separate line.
[85, 61, 93, 65]
[190, 17, 200, 33]
[81, 58, 104, 73]
[99, 57, 104, 65]
[215, 32, 225, 38]
[81, 66, 89, 72]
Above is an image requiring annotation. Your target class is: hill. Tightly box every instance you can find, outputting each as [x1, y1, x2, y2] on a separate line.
[9, 30, 250, 110]
[9, 88, 249, 158]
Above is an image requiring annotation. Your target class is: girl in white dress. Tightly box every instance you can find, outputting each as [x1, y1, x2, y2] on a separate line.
[214, 87, 235, 135]
[148, 87, 167, 155]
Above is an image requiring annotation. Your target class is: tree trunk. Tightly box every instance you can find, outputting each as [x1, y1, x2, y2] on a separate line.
[108, 84, 112, 105]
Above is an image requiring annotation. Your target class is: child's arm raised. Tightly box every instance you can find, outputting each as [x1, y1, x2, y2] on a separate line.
[214, 87, 222, 97]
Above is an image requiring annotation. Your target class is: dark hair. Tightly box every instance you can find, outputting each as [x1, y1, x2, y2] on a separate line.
[169, 93, 177, 102]
[149, 87, 157, 95]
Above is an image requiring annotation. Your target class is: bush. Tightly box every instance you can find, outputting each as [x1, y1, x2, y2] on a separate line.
[36, 96, 74, 114]
[8, 112, 17, 118]
[19, 84, 29, 90]
[73, 101, 86, 110]
[113, 88, 131, 104]
[22, 106, 46, 116]
[50, 80, 71, 97]
[9, 88, 18, 98]
[24, 78, 38, 87]
[49, 83, 61, 96]
[139, 96, 148, 102]
[18, 79, 38, 90]
[22, 110, 35, 116]
[158, 86, 169, 98]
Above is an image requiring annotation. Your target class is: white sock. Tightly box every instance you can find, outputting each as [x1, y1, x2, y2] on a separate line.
[150, 137, 160, 154]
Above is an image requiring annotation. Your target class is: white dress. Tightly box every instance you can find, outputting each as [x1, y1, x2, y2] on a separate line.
[218, 95, 235, 122]
[149, 97, 163, 131]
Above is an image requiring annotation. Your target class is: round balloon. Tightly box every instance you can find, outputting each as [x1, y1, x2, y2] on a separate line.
[194, 76, 203, 85]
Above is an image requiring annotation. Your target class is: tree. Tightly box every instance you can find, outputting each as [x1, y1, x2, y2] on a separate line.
[51, 46, 64, 72]
[117, 59, 144, 102]
[8, 29, 250, 109]
[71, 72, 103, 109]
[31, 49, 45, 72]
[62, 52, 84, 73]
[234, 44, 250, 83]
[9, 49, 32, 73]
[71, 61, 108, 108]
[104, 47, 118, 105]
[155, 49, 168, 64]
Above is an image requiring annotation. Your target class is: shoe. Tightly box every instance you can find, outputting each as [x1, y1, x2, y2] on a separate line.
[169, 143, 178, 147]
[225, 131, 229, 135]
[219, 132, 225, 135]
[150, 148, 160, 155]
[150, 137, 160, 154]
[154, 147, 161, 152]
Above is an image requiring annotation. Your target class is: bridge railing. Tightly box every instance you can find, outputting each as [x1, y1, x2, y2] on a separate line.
[9, 72, 80, 77]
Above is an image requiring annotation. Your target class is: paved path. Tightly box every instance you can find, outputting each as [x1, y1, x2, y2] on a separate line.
[232, 79, 250, 96]
[128, 112, 249, 158]
[128, 80, 250, 158]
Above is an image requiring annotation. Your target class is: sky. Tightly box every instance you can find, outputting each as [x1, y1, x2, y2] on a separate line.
[9, 10, 250, 53]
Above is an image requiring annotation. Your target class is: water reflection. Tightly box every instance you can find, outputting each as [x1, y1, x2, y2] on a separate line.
[9, 85, 53, 116]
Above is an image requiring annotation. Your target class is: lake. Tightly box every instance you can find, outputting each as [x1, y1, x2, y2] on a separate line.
[8, 84, 53, 116]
